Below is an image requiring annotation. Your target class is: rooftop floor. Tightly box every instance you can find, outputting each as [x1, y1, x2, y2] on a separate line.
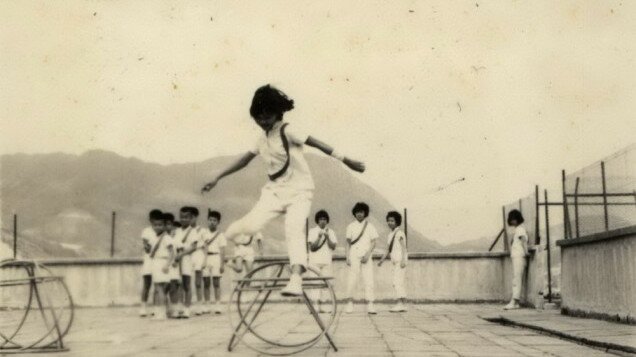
[5, 304, 634, 357]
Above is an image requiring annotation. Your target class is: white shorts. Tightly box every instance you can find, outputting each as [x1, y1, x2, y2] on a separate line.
[142, 255, 152, 276]
[234, 245, 255, 264]
[180, 254, 193, 276]
[205, 254, 222, 277]
[192, 250, 206, 271]
[152, 258, 171, 284]
[169, 262, 180, 281]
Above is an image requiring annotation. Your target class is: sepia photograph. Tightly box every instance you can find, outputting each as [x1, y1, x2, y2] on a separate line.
[1, 1, 635, 356]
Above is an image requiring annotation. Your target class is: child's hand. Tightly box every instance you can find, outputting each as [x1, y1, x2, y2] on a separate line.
[343, 158, 366, 173]
[361, 255, 369, 264]
[220, 265, 225, 274]
[346, 257, 351, 266]
[162, 265, 169, 274]
[400, 261, 407, 269]
[201, 178, 219, 194]
[377, 260, 383, 267]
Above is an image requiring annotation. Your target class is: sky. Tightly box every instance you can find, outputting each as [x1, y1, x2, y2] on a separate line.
[1, 1, 635, 245]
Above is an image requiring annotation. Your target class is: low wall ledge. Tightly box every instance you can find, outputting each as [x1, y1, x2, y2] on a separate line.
[556, 225, 636, 248]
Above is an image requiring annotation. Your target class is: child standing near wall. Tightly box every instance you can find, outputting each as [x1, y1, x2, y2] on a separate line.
[202, 209, 227, 314]
[308, 210, 337, 313]
[505, 209, 528, 310]
[174, 207, 200, 318]
[344, 202, 379, 314]
[378, 211, 408, 312]
[140, 209, 163, 317]
[150, 214, 175, 319]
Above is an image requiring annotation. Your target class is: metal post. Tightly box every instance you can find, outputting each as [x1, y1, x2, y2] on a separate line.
[13, 214, 18, 259]
[502, 206, 509, 252]
[562, 170, 570, 239]
[544, 189, 552, 303]
[110, 211, 116, 257]
[535, 185, 540, 245]
[601, 161, 609, 231]
[574, 178, 580, 238]
[305, 218, 309, 256]
[403, 208, 408, 248]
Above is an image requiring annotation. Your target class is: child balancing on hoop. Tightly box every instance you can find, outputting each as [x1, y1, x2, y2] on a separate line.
[202, 84, 365, 296]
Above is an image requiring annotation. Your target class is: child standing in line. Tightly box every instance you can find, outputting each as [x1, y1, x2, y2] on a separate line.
[307, 210, 337, 313]
[140, 209, 163, 317]
[202, 84, 365, 296]
[228, 232, 263, 274]
[345, 202, 379, 314]
[150, 214, 175, 320]
[202, 209, 227, 314]
[378, 211, 408, 312]
[164, 213, 181, 318]
[505, 209, 528, 310]
[188, 207, 208, 316]
[174, 206, 200, 318]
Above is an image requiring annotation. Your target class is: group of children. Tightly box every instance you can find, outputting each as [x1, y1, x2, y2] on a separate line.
[140, 201, 409, 319]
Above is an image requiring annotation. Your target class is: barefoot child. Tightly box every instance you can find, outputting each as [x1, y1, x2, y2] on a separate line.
[140, 209, 163, 317]
[202, 84, 365, 296]
[308, 210, 337, 313]
[505, 209, 528, 310]
[150, 214, 175, 319]
[344, 202, 379, 314]
[378, 211, 408, 312]
[202, 209, 227, 314]
[227, 232, 263, 274]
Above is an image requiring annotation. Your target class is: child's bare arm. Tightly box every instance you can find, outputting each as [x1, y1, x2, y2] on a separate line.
[202, 152, 257, 192]
[305, 136, 365, 173]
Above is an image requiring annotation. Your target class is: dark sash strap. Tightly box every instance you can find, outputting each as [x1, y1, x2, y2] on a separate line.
[149, 233, 166, 258]
[310, 229, 330, 252]
[181, 227, 192, 244]
[205, 231, 221, 246]
[349, 221, 368, 246]
[388, 229, 400, 254]
[268, 123, 290, 181]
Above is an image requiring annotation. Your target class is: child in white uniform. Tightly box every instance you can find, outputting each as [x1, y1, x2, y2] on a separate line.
[202, 84, 365, 296]
[505, 209, 529, 310]
[229, 232, 263, 274]
[345, 202, 379, 314]
[174, 206, 201, 318]
[202, 210, 227, 314]
[150, 213, 175, 320]
[187, 208, 208, 316]
[378, 211, 408, 312]
[139, 209, 163, 317]
[308, 210, 337, 313]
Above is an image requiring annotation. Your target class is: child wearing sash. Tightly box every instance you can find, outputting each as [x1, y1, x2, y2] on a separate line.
[188, 207, 208, 316]
[173, 206, 200, 318]
[202, 84, 365, 296]
[344, 202, 379, 314]
[202, 209, 227, 314]
[150, 213, 175, 319]
[139, 209, 163, 317]
[505, 209, 529, 310]
[228, 232, 263, 274]
[378, 211, 408, 312]
[163, 213, 181, 318]
[308, 210, 337, 313]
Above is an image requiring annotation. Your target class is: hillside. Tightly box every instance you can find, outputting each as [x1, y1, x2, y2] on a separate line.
[0, 150, 441, 258]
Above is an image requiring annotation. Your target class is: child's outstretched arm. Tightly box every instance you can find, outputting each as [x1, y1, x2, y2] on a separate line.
[202, 152, 257, 193]
[305, 136, 365, 173]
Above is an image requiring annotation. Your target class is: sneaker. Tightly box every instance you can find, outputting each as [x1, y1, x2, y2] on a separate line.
[367, 302, 377, 315]
[182, 307, 191, 318]
[281, 274, 303, 297]
[390, 303, 407, 313]
[193, 305, 202, 316]
[139, 305, 148, 317]
[345, 301, 354, 314]
[214, 303, 222, 315]
[504, 301, 520, 310]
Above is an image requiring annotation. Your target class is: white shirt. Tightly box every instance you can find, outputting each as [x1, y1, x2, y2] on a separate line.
[152, 233, 174, 259]
[174, 226, 201, 252]
[346, 219, 379, 257]
[235, 232, 263, 247]
[204, 229, 227, 254]
[510, 225, 529, 257]
[249, 121, 314, 191]
[387, 228, 407, 263]
[141, 226, 158, 257]
[308, 226, 338, 265]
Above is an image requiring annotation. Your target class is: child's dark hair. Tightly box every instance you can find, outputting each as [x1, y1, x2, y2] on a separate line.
[173, 221, 182, 228]
[179, 206, 198, 216]
[149, 209, 163, 221]
[386, 211, 402, 226]
[507, 209, 524, 225]
[315, 210, 330, 224]
[250, 84, 294, 119]
[208, 209, 221, 221]
[163, 213, 175, 223]
[351, 202, 370, 217]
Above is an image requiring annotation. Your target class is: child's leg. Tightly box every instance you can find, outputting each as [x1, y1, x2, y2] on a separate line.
[141, 275, 152, 303]
[154, 283, 167, 318]
[346, 257, 361, 301]
[511, 256, 525, 303]
[194, 270, 203, 311]
[284, 194, 312, 272]
[203, 276, 211, 302]
[169, 280, 180, 305]
[212, 277, 222, 302]
[360, 259, 375, 303]
[320, 264, 333, 303]
[182, 275, 192, 307]
[225, 188, 282, 241]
